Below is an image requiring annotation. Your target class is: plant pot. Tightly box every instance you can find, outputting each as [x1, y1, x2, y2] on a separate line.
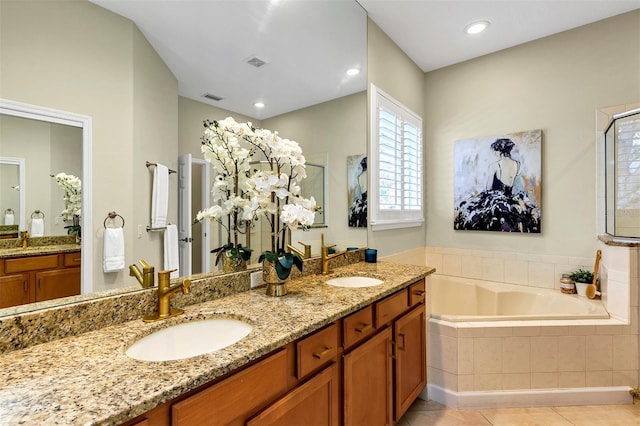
[575, 281, 589, 297]
[223, 254, 247, 273]
[263, 259, 288, 297]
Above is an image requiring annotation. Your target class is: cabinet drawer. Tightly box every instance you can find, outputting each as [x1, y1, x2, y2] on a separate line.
[4, 254, 59, 273]
[409, 279, 426, 306]
[171, 347, 289, 425]
[342, 305, 375, 350]
[64, 252, 82, 267]
[375, 289, 408, 327]
[296, 322, 338, 379]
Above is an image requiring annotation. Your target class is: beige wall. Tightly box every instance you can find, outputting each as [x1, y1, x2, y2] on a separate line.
[1, 0, 178, 292]
[424, 10, 640, 258]
[367, 19, 426, 256]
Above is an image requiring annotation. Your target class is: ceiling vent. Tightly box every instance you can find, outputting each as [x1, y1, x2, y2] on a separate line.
[202, 93, 224, 101]
[245, 56, 268, 68]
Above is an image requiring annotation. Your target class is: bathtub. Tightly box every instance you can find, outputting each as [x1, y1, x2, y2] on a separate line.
[430, 275, 609, 322]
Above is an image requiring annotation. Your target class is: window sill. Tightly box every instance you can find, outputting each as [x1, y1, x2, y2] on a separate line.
[371, 219, 424, 232]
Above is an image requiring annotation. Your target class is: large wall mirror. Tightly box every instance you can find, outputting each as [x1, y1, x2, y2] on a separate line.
[0, 0, 367, 316]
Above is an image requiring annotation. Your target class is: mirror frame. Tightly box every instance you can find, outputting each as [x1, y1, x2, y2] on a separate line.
[0, 156, 25, 231]
[0, 98, 93, 294]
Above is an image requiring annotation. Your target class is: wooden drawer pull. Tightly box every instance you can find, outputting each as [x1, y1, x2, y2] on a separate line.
[312, 346, 333, 359]
[397, 333, 406, 351]
[355, 323, 372, 333]
[23, 281, 28, 293]
[413, 290, 425, 297]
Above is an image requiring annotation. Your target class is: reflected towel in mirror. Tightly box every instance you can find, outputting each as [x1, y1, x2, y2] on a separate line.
[164, 224, 179, 279]
[151, 163, 169, 228]
[4, 212, 14, 226]
[30, 218, 44, 237]
[103, 227, 125, 273]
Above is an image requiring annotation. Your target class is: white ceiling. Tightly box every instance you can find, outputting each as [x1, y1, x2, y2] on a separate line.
[89, 0, 640, 119]
[359, 0, 640, 72]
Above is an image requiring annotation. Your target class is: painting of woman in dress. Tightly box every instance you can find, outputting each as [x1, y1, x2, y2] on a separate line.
[348, 155, 367, 227]
[453, 130, 542, 233]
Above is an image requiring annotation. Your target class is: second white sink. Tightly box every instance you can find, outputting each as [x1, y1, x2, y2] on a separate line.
[126, 318, 252, 362]
[325, 276, 384, 288]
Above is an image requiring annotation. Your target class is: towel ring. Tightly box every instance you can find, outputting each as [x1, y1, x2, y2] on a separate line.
[4, 208, 14, 215]
[31, 210, 44, 219]
[104, 211, 125, 229]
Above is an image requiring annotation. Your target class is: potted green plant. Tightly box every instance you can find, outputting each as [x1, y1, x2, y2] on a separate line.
[569, 269, 593, 297]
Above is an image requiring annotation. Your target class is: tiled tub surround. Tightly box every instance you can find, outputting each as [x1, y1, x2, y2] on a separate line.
[382, 242, 640, 408]
[0, 261, 434, 424]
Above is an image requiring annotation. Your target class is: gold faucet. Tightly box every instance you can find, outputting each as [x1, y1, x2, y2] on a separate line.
[20, 231, 29, 249]
[144, 269, 191, 322]
[321, 234, 346, 275]
[287, 241, 311, 259]
[129, 260, 155, 288]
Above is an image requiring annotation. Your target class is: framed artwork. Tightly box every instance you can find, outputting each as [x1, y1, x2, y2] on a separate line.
[347, 154, 367, 227]
[453, 129, 542, 233]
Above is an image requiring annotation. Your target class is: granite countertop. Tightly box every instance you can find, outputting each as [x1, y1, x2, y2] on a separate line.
[0, 243, 81, 259]
[0, 261, 434, 425]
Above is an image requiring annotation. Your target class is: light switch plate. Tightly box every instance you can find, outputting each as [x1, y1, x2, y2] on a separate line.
[250, 271, 263, 288]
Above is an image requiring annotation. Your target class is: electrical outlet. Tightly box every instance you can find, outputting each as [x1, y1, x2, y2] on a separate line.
[250, 271, 263, 288]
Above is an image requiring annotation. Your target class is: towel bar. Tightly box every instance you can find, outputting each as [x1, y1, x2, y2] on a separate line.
[104, 211, 125, 229]
[145, 161, 176, 174]
[146, 225, 169, 232]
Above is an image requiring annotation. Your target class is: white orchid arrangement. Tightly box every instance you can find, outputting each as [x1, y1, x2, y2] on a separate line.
[51, 172, 82, 221]
[196, 117, 316, 271]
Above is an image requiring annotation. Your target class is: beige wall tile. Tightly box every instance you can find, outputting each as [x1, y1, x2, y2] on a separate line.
[568, 325, 595, 335]
[461, 255, 482, 279]
[482, 257, 505, 282]
[539, 326, 568, 336]
[512, 326, 541, 337]
[531, 372, 559, 389]
[503, 337, 531, 374]
[558, 335, 586, 372]
[458, 374, 474, 392]
[458, 338, 474, 375]
[613, 334, 639, 370]
[474, 373, 503, 391]
[558, 371, 586, 388]
[502, 373, 531, 390]
[504, 259, 529, 285]
[530, 336, 559, 372]
[528, 262, 555, 288]
[484, 327, 513, 337]
[474, 337, 502, 374]
[586, 335, 613, 371]
[612, 370, 639, 387]
[442, 254, 462, 276]
[457, 327, 486, 338]
[429, 333, 458, 373]
[586, 370, 613, 387]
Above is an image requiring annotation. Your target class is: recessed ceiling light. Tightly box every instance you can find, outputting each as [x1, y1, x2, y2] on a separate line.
[465, 20, 490, 35]
[346, 68, 360, 76]
[254, 102, 265, 108]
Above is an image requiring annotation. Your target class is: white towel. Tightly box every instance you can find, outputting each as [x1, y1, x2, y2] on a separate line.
[103, 227, 125, 273]
[4, 213, 14, 226]
[151, 163, 169, 228]
[164, 224, 180, 279]
[30, 218, 44, 237]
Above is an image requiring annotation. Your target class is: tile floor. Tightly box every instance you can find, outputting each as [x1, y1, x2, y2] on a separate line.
[398, 398, 640, 425]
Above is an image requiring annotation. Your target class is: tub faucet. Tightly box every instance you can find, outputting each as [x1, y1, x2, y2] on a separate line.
[20, 231, 29, 249]
[321, 234, 346, 275]
[287, 241, 311, 259]
[144, 270, 191, 322]
[129, 260, 155, 288]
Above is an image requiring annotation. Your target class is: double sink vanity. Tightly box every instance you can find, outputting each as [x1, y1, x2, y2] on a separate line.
[0, 254, 433, 425]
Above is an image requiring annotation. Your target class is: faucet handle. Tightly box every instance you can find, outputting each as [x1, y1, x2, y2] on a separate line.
[183, 279, 192, 294]
[139, 259, 154, 272]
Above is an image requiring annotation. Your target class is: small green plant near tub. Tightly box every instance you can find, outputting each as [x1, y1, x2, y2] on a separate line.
[569, 269, 594, 284]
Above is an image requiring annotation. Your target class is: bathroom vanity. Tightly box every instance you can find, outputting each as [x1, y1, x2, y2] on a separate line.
[0, 261, 433, 425]
[0, 245, 81, 308]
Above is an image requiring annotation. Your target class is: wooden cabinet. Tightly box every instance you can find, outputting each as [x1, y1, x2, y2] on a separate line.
[343, 327, 393, 426]
[126, 278, 427, 426]
[248, 364, 339, 426]
[0, 251, 81, 308]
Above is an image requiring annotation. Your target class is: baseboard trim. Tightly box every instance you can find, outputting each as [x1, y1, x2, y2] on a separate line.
[426, 384, 633, 409]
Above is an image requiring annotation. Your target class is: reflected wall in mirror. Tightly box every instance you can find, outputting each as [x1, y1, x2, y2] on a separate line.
[0, 0, 367, 316]
[0, 114, 82, 236]
[0, 156, 24, 233]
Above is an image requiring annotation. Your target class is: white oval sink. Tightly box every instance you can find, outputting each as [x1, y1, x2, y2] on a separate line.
[126, 318, 252, 362]
[325, 276, 384, 288]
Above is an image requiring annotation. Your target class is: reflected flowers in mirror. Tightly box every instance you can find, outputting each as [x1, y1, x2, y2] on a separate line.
[51, 172, 82, 237]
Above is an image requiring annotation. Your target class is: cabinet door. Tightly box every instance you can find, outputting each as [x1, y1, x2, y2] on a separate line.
[0, 273, 30, 308]
[247, 364, 339, 426]
[343, 327, 393, 426]
[34, 267, 81, 302]
[394, 304, 426, 422]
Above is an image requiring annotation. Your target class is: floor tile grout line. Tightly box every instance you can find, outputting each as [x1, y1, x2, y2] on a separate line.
[550, 406, 578, 425]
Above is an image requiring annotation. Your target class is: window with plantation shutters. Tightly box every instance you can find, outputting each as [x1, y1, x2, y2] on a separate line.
[370, 84, 423, 231]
